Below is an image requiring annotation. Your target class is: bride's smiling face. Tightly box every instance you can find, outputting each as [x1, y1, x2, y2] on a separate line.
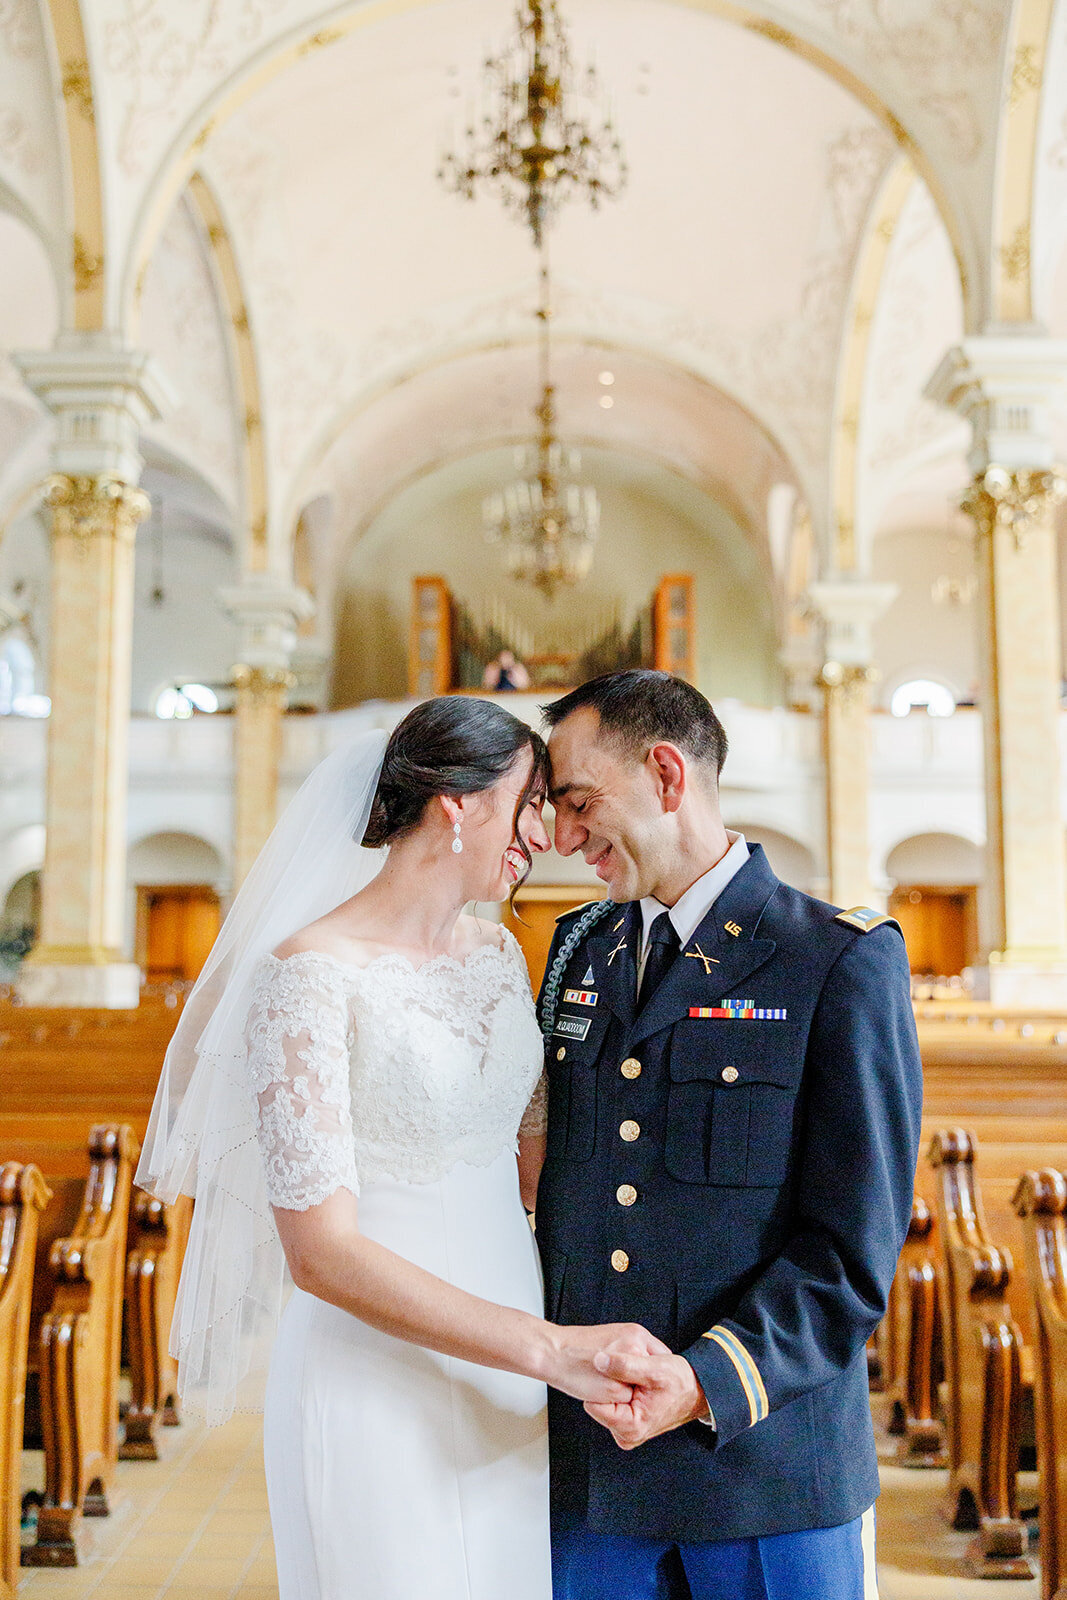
[452, 748, 551, 902]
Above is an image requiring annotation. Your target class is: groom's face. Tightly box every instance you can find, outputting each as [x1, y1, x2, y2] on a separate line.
[547, 707, 673, 903]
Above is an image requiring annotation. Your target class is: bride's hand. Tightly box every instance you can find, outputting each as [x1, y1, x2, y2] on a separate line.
[543, 1321, 671, 1403]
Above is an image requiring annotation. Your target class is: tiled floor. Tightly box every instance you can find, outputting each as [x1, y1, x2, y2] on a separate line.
[17, 1411, 1043, 1599]
[19, 1412, 277, 1600]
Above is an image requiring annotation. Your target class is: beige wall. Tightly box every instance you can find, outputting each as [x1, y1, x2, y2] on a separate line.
[871, 525, 978, 704]
[333, 448, 783, 708]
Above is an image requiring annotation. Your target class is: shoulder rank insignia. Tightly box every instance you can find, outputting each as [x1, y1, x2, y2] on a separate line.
[835, 906, 891, 933]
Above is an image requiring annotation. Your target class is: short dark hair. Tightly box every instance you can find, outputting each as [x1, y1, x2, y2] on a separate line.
[542, 670, 728, 777]
[363, 696, 548, 880]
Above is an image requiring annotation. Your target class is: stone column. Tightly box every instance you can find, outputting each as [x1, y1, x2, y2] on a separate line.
[14, 339, 172, 1006]
[220, 576, 312, 889]
[807, 579, 897, 912]
[927, 339, 1067, 1005]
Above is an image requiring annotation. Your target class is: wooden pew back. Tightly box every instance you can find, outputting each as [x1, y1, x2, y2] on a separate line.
[915, 1016, 1067, 1346]
[0, 998, 180, 1178]
[1013, 1168, 1067, 1600]
[0, 1164, 50, 1600]
[22, 1124, 138, 1567]
[928, 1127, 1034, 1579]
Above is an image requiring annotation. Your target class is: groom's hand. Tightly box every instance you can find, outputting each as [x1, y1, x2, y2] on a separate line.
[584, 1346, 710, 1449]
[547, 1322, 668, 1405]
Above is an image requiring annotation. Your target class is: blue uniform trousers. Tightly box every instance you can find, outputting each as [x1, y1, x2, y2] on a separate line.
[551, 1509, 876, 1600]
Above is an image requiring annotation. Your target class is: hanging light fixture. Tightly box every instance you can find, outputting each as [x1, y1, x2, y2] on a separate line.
[482, 262, 599, 599]
[439, 1, 625, 596]
[438, 0, 626, 250]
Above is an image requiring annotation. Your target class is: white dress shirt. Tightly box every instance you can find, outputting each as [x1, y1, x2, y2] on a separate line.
[636, 832, 749, 989]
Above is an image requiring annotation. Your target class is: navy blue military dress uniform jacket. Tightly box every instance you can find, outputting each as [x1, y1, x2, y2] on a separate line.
[534, 845, 923, 1544]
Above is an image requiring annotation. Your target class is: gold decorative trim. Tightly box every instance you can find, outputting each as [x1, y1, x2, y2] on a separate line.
[819, 660, 879, 705]
[61, 58, 94, 121]
[45, 474, 150, 548]
[72, 233, 104, 292]
[299, 27, 345, 55]
[999, 222, 1031, 283]
[187, 170, 269, 571]
[1009, 42, 1042, 106]
[233, 663, 293, 701]
[962, 465, 1067, 550]
[43, 0, 106, 328]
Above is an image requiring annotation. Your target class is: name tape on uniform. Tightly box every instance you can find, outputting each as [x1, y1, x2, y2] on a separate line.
[563, 988, 597, 1006]
[689, 998, 787, 1021]
[554, 1015, 593, 1040]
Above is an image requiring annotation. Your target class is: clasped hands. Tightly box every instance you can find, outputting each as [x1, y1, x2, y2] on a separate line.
[554, 1322, 710, 1451]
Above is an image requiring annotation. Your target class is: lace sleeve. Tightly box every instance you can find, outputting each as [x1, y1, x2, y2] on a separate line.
[518, 1070, 548, 1138]
[497, 925, 547, 1139]
[246, 954, 360, 1210]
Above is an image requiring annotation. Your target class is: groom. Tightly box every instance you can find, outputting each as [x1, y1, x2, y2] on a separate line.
[535, 670, 922, 1600]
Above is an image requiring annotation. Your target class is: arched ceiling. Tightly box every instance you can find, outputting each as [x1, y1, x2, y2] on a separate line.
[306, 341, 799, 589]
[180, 0, 896, 546]
[4, 0, 1067, 593]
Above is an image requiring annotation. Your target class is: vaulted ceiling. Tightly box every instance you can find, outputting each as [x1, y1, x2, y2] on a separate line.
[2, 0, 1067, 615]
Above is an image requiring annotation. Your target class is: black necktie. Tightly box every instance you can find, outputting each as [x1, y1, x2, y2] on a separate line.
[638, 910, 680, 1011]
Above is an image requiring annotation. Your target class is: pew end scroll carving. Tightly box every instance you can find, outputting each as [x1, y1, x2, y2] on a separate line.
[883, 1195, 948, 1467]
[121, 1189, 192, 1458]
[928, 1127, 1035, 1581]
[0, 1163, 51, 1600]
[1013, 1167, 1067, 1600]
[22, 1123, 139, 1569]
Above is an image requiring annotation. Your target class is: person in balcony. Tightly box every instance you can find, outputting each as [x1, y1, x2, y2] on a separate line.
[484, 648, 531, 692]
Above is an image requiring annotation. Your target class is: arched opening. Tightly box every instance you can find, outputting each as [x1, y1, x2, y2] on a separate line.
[0, 869, 40, 978]
[886, 832, 983, 981]
[725, 824, 816, 891]
[128, 831, 225, 984]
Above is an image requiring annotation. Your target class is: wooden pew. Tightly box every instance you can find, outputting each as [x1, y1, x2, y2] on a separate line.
[0, 1164, 50, 1600]
[121, 1189, 192, 1459]
[928, 1128, 1034, 1580]
[0, 1000, 192, 1474]
[1013, 1169, 1067, 1600]
[882, 1196, 947, 1466]
[0, 997, 181, 1182]
[22, 1124, 138, 1568]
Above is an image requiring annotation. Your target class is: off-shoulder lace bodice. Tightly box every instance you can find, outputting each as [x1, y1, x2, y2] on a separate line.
[246, 930, 546, 1209]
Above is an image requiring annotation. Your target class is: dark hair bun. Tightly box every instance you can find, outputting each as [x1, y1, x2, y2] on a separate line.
[360, 696, 548, 851]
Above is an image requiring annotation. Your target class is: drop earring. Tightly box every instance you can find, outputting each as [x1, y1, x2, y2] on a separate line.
[452, 820, 463, 854]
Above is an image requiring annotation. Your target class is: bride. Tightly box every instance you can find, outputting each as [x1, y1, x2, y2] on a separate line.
[138, 695, 653, 1600]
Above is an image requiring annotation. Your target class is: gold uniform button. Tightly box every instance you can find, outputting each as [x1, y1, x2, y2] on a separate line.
[721, 1066, 739, 1084]
[611, 1249, 630, 1272]
[556, 1047, 567, 1060]
[619, 1120, 640, 1142]
[616, 1184, 637, 1207]
[620, 1058, 642, 1080]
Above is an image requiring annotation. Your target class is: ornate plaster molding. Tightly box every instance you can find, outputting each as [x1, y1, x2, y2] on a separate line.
[44, 471, 149, 546]
[961, 463, 1067, 550]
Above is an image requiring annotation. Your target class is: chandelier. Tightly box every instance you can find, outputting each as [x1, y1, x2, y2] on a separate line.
[482, 268, 599, 598]
[439, 2, 625, 596]
[437, 1, 626, 250]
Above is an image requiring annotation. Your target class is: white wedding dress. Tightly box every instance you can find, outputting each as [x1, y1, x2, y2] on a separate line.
[245, 928, 551, 1600]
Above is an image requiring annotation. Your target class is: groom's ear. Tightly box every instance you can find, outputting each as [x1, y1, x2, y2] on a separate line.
[648, 743, 686, 813]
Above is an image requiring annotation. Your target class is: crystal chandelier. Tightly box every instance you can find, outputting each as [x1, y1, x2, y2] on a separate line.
[437, 0, 626, 250]
[440, 1, 624, 596]
[482, 268, 599, 599]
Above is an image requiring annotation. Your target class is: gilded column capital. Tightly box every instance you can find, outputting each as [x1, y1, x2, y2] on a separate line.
[44, 473, 150, 547]
[233, 662, 293, 702]
[819, 662, 876, 713]
[961, 464, 1067, 549]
